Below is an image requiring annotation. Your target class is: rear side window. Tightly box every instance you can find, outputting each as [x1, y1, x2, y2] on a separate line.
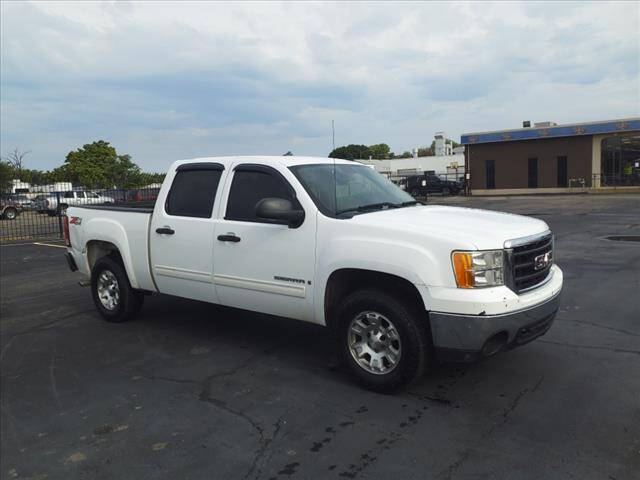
[166, 168, 223, 218]
[226, 167, 296, 222]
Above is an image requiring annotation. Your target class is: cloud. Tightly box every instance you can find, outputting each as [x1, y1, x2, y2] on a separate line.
[1, 0, 638, 171]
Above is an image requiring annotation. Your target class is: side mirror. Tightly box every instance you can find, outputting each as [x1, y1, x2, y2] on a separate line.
[255, 197, 305, 228]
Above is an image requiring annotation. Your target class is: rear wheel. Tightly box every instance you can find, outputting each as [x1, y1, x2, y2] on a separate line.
[3, 208, 17, 220]
[336, 289, 430, 392]
[91, 256, 143, 322]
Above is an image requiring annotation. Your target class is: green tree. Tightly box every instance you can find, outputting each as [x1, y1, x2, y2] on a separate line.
[418, 145, 434, 157]
[329, 144, 371, 160]
[0, 161, 14, 192]
[368, 143, 391, 159]
[62, 141, 142, 188]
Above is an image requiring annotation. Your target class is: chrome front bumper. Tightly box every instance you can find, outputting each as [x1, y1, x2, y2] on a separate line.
[430, 290, 561, 363]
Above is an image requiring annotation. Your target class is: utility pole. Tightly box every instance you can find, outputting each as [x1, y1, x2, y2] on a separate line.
[332, 120, 335, 151]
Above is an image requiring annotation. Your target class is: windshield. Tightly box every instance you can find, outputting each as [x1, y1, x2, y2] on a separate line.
[290, 163, 415, 217]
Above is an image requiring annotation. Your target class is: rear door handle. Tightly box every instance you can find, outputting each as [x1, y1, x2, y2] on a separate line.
[217, 234, 241, 243]
[156, 227, 175, 235]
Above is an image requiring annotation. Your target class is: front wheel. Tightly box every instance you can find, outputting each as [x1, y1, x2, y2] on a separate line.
[91, 256, 143, 322]
[336, 289, 430, 392]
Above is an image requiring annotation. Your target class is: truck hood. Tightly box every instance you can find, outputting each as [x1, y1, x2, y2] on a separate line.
[351, 205, 549, 250]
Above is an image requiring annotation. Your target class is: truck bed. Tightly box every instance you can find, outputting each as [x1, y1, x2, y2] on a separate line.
[67, 204, 156, 291]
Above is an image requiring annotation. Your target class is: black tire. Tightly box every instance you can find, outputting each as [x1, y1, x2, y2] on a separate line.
[336, 289, 430, 393]
[3, 207, 17, 220]
[91, 255, 143, 323]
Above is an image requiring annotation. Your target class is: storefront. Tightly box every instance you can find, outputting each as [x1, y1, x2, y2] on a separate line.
[461, 118, 640, 194]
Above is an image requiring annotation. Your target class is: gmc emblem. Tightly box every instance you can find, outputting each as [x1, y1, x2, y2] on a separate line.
[534, 251, 552, 271]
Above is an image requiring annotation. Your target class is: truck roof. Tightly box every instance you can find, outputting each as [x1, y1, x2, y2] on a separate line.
[172, 155, 358, 169]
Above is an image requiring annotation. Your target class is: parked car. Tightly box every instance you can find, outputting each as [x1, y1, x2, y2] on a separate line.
[6, 194, 33, 209]
[34, 190, 115, 216]
[64, 156, 562, 392]
[0, 196, 23, 220]
[406, 173, 462, 197]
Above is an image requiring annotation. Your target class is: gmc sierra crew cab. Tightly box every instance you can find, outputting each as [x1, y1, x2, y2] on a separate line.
[64, 156, 563, 391]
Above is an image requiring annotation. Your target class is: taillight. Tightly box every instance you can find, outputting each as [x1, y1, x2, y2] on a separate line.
[63, 214, 71, 246]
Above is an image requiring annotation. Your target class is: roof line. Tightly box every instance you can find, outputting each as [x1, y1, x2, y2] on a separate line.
[461, 117, 640, 137]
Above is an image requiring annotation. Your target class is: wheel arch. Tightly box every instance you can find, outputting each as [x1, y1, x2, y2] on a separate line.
[86, 239, 138, 288]
[323, 268, 427, 332]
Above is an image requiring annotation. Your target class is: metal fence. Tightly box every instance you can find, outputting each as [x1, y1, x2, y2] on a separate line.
[1, 186, 160, 243]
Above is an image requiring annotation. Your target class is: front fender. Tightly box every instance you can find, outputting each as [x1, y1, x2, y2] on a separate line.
[314, 236, 442, 325]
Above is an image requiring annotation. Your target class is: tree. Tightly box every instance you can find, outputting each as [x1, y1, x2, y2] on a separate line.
[0, 161, 14, 192]
[329, 144, 371, 160]
[62, 140, 142, 189]
[418, 145, 434, 157]
[368, 143, 391, 159]
[397, 151, 413, 158]
[2, 148, 30, 171]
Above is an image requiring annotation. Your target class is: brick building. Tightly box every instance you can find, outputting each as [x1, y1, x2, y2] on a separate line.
[461, 118, 640, 194]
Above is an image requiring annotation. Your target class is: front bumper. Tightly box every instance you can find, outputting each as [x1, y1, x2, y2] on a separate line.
[430, 290, 561, 363]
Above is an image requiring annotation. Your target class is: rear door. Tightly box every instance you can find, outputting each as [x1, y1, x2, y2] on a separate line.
[149, 162, 226, 302]
[212, 162, 317, 322]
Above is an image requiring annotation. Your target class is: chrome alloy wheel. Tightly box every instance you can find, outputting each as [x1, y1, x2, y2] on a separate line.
[97, 270, 120, 311]
[348, 311, 402, 375]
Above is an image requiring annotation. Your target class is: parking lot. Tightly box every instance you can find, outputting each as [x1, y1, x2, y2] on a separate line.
[1, 194, 639, 480]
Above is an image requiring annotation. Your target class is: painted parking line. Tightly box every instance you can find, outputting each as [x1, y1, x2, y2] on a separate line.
[32, 242, 67, 249]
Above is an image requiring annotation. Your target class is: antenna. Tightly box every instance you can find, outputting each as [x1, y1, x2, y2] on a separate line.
[332, 120, 335, 150]
[332, 120, 337, 215]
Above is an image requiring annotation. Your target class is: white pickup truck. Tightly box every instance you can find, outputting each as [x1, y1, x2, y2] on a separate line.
[64, 156, 563, 391]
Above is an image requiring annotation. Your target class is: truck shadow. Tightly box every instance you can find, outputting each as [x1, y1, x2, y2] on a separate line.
[132, 293, 475, 396]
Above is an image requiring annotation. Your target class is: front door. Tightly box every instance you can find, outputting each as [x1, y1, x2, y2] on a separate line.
[213, 163, 316, 322]
[149, 163, 225, 302]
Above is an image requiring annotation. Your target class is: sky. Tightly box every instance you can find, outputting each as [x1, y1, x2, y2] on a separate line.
[1, 1, 639, 172]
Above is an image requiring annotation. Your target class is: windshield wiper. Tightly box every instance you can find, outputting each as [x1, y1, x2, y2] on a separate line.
[336, 202, 401, 216]
[400, 200, 420, 206]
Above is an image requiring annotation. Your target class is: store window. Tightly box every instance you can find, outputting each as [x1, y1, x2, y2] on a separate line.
[601, 135, 640, 186]
[528, 158, 538, 188]
[557, 156, 568, 187]
[485, 160, 495, 189]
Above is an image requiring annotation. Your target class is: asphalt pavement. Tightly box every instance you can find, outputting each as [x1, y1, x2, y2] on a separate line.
[1, 194, 639, 480]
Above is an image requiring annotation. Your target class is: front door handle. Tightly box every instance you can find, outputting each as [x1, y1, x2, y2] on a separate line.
[156, 227, 175, 235]
[217, 234, 241, 243]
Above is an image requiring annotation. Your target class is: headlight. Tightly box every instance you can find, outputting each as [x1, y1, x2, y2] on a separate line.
[452, 250, 505, 288]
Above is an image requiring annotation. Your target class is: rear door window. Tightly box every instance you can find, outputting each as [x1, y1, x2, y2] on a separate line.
[165, 164, 223, 218]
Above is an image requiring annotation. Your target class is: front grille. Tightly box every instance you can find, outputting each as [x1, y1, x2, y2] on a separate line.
[510, 233, 553, 292]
